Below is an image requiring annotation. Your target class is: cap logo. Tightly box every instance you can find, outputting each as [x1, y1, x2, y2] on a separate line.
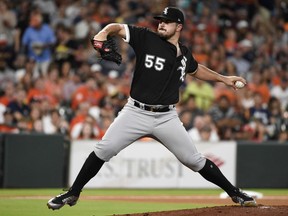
[163, 7, 168, 15]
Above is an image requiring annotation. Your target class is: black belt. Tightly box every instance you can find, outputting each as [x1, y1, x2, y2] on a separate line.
[133, 101, 174, 112]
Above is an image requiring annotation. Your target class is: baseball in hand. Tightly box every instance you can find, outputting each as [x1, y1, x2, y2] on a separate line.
[235, 81, 245, 89]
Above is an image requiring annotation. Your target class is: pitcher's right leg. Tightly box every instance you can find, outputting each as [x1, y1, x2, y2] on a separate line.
[47, 101, 153, 210]
[47, 152, 104, 210]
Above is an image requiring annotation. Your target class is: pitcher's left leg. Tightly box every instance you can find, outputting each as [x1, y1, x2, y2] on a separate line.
[153, 112, 205, 171]
[153, 113, 256, 206]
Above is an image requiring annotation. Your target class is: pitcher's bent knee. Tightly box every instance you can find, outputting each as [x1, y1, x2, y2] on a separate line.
[94, 141, 117, 162]
[180, 152, 206, 172]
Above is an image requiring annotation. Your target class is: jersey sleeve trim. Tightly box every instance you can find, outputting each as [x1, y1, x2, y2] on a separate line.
[188, 65, 199, 75]
[122, 24, 130, 43]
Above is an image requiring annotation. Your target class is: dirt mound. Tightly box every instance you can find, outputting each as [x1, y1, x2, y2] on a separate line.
[115, 205, 288, 216]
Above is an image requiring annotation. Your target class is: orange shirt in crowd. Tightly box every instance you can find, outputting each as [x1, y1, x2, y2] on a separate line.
[271, 76, 281, 86]
[248, 83, 271, 104]
[0, 125, 18, 133]
[224, 40, 237, 53]
[71, 86, 104, 110]
[69, 114, 86, 132]
[214, 89, 237, 105]
[44, 80, 62, 104]
[0, 96, 11, 106]
[194, 53, 208, 64]
[26, 88, 57, 106]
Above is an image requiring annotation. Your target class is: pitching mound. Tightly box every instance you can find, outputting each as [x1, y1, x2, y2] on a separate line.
[115, 205, 288, 216]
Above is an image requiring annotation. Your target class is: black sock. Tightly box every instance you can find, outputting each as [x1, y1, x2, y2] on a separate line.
[71, 152, 105, 195]
[198, 159, 237, 196]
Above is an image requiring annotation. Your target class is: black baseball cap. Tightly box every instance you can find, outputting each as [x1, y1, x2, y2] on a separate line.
[154, 7, 184, 24]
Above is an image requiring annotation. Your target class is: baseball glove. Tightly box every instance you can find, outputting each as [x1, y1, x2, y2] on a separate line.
[91, 36, 122, 65]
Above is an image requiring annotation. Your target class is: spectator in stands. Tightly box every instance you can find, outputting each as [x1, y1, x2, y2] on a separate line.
[278, 130, 288, 142]
[109, 92, 128, 117]
[0, 102, 5, 123]
[98, 115, 113, 139]
[243, 118, 268, 142]
[0, 80, 15, 106]
[50, 2, 73, 28]
[31, 118, 43, 133]
[267, 65, 281, 87]
[247, 92, 270, 126]
[7, 88, 30, 124]
[191, 32, 208, 65]
[266, 97, 284, 140]
[248, 70, 270, 105]
[54, 24, 78, 69]
[221, 60, 237, 77]
[78, 116, 100, 140]
[227, 44, 251, 79]
[45, 109, 69, 135]
[214, 82, 237, 108]
[238, 38, 255, 63]
[61, 71, 81, 106]
[59, 60, 74, 82]
[271, 76, 288, 111]
[188, 115, 219, 142]
[238, 85, 255, 111]
[223, 28, 237, 57]
[76, 62, 94, 82]
[236, 20, 249, 41]
[13, 54, 27, 82]
[182, 76, 214, 111]
[206, 48, 225, 72]
[32, 0, 57, 23]
[70, 101, 90, 134]
[103, 70, 120, 96]
[14, 1, 32, 52]
[0, 33, 15, 85]
[208, 95, 243, 140]
[43, 63, 62, 105]
[179, 110, 194, 131]
[240, 91, 269, 142]
[0, 0, 17, 47]
[38, 96, 58, 134]
[27, 105, 41, 129]
[19, 67, 34, 91]
[21, 10, 56, 77]
[96, 90, 123, 121]
[198, 125, 217, 142]
[71, 76, 105, 110]
[27, 77, 56, 107]
[0, 108, 19, 133]
[179, 94, 204, 126]
[71, 115, 100, 140]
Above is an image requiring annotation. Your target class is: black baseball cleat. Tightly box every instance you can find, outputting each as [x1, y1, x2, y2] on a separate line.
[230, 188, 257, 207]
[47, 189, 80, 210]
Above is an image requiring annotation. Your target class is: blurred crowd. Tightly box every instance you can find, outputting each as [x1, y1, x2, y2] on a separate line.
[0, 0, 288, 143]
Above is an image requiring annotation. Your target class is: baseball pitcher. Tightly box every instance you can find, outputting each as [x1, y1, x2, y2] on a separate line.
[47, 7, 256, 210]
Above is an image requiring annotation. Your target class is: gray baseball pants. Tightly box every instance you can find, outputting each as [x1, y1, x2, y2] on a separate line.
[94, 97, 206, 172]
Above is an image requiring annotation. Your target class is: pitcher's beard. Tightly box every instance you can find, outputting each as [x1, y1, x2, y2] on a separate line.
[157, 31, 173, 40]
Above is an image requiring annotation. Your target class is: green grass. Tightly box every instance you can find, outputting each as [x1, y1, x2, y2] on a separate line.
[0, 199, 205, 216]
[0, 188, 287, 216]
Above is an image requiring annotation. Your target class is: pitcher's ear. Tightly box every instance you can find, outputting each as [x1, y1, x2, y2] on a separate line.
[177, 24, 183, 31]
